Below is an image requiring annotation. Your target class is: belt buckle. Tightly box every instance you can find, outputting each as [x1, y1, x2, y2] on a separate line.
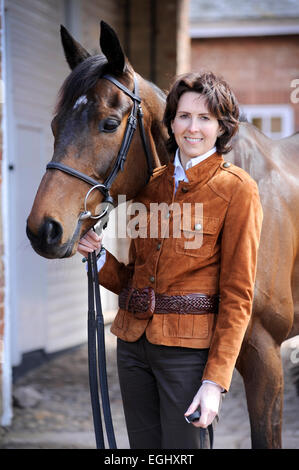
[134, 287, 156, 320]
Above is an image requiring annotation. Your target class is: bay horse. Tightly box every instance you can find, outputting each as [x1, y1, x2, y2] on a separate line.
[26, 21, 299, 448]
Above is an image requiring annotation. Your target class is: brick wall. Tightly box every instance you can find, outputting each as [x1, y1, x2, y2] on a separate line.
[128, 0, 190, 91]
[82, 0, 125, 54]
[191, 35, 299, 131]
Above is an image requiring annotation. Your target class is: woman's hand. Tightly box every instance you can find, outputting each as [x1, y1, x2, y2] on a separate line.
[78, 229, 103, 257]
[184, 382, 221, 428]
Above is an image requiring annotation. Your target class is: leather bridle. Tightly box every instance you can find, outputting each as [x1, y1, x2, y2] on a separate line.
[46, 73, 153, 221]
[46, 74, 154, 450]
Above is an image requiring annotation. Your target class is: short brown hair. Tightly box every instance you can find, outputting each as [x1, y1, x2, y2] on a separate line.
[163, 71, 239, 155]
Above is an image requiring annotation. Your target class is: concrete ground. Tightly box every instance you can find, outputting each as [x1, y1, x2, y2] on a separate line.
[1, 327, 299, 450]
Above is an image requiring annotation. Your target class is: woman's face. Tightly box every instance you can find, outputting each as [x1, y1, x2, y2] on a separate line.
[171, 91, 221, 163]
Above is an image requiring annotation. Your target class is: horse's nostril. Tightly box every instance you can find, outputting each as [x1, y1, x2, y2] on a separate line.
[42, 218, 63, 246]
[26, 217, 67, 258]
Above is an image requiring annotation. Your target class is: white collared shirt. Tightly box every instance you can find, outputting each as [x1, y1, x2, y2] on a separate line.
[173, 146, 217, 193]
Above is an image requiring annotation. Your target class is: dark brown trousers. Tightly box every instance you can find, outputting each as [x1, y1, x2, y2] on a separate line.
[117, 333, 214, 449]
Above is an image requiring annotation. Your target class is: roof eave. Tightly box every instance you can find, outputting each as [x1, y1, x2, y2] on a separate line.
[190, 20, 299, 38]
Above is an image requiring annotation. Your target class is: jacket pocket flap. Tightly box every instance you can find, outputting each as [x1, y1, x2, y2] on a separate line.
[181, 216, 219, 235]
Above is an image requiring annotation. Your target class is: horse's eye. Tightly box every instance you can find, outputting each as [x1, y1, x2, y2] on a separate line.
[99, 118, 120, 133]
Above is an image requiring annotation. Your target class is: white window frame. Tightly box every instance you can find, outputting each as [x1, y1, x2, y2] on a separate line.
[240, 104, 295, 139]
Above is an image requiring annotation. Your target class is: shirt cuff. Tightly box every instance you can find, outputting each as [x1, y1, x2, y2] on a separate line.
[202, 380, 225, 392]
[84, 248, 107, 272]
[96, 248, 106, 271]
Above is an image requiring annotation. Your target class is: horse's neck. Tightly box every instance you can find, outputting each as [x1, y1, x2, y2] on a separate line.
[229, 122, 272, 180]
[151, 118, 170, 167]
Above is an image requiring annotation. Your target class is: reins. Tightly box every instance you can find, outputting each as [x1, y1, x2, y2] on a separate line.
[46, 73, 153, 449]
[87, 249, 116, 448]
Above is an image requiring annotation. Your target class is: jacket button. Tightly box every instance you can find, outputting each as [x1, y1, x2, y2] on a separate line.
[156, 243, 161, 250]
[181, 187, 189, 193]
[149, 276, 155, 283]
[223, 161, 231, 168]
[194, 223, 202, 231]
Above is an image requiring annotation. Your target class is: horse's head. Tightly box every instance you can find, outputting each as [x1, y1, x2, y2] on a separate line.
[26, 21, 168, 259]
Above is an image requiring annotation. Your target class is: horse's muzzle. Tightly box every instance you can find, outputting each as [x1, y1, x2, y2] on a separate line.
[26, 217, 71, 259]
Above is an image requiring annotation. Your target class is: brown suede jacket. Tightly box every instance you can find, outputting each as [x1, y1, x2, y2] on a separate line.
[98, 152, 263, 391]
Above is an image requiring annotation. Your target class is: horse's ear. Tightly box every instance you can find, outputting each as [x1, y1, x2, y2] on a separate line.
[60, 25, 91, 70]
[100, 21, 125, 75]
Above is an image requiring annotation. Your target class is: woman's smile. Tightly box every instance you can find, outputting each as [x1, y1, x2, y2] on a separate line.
[184, 136, 204, 143]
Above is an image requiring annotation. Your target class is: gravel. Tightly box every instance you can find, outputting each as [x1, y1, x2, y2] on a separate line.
[1, 327, 298, 449]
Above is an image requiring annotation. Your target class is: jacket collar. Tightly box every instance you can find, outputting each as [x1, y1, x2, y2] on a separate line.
[173, 146, 217, 172]
[167, 151, 224, 187]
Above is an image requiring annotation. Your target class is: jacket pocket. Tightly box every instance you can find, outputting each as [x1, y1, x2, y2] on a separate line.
[163, 314, 209, 339]
[175, 215, 219, 258]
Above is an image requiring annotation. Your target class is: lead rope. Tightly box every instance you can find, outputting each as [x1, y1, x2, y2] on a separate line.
[87, 247, 117, 449]
[199, 426, 214, 449]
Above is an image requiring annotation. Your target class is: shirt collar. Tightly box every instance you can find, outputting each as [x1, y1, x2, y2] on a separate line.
[174, 146, 217, 173]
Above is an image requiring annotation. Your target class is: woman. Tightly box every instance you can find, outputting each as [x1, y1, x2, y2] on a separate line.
[78, 72, 263, 449]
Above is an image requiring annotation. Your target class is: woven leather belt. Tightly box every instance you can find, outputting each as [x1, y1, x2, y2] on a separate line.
[119, 287, 219, 320]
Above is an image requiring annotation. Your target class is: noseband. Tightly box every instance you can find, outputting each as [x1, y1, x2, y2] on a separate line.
[46, 73, 153, 220]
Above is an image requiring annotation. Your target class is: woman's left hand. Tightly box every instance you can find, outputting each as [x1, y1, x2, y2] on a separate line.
[184, 382, 221, 428]
[78, 229, 103, 257]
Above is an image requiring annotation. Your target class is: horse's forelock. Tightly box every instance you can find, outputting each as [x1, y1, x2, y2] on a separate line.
[54, 55, 108, 116]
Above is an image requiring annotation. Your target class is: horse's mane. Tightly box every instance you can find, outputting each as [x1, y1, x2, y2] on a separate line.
[146, 80, 167, 102]
[54, 55, 109, 116]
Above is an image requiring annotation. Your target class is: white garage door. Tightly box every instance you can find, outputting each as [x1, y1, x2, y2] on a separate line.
[5, 0, 119, 365]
